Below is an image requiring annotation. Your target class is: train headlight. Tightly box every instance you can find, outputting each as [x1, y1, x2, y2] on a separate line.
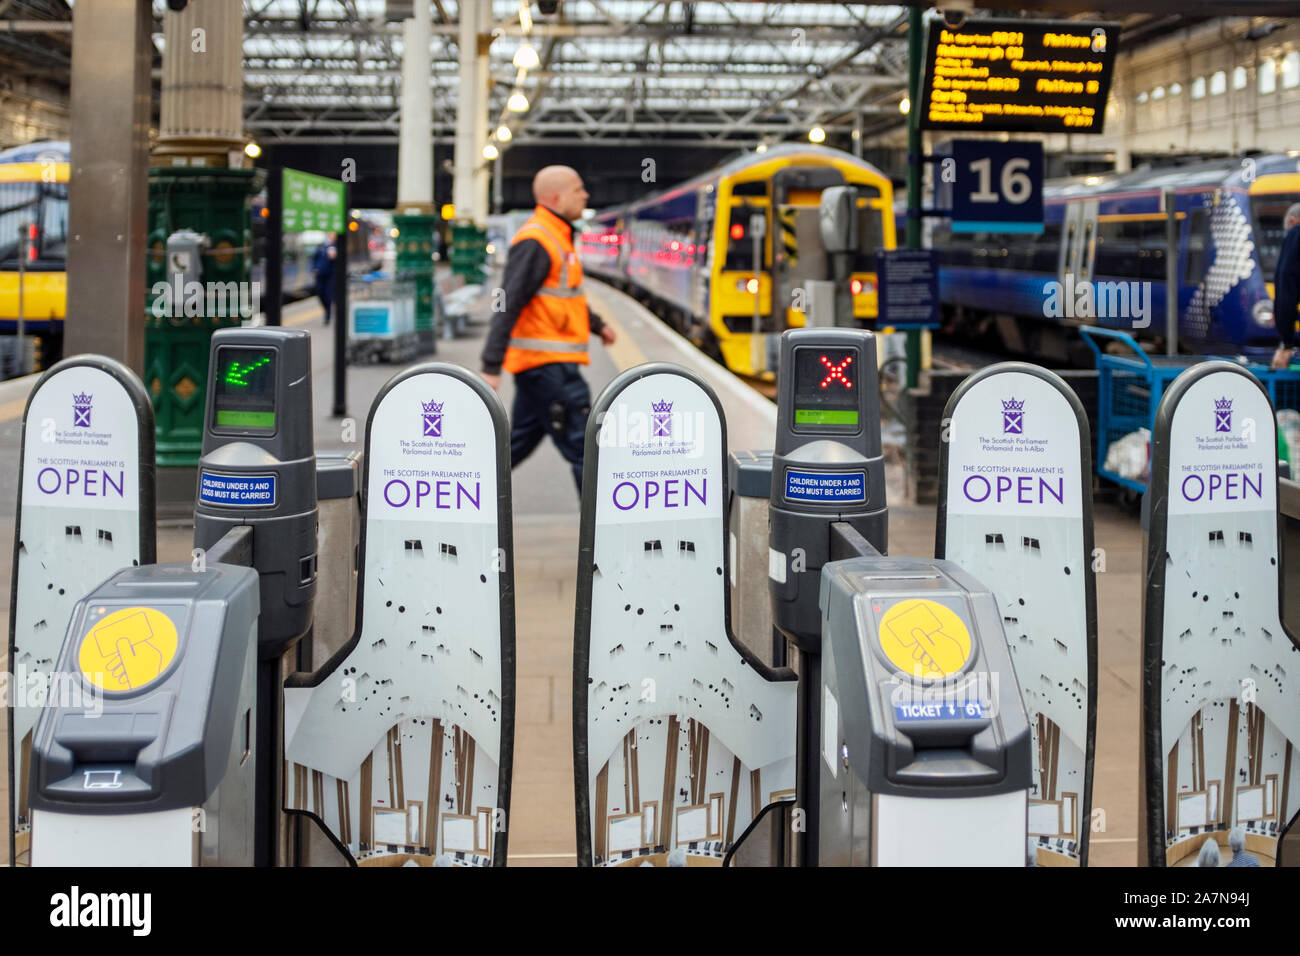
[746, 278, 760, 294]
[1254, 299, 1275, 327]
[850, 279, 863, 295]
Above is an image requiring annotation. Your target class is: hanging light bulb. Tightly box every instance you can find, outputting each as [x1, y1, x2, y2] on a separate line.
[513, 42, 540, 70]
[507, 91, 530, 113]
[808, 126, 826, 144]
[482, 143, 500, 160]
[496, 125, 513, 142]
[899, 97, 910, 114]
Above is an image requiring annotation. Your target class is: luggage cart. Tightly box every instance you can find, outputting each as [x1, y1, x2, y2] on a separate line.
[1080, 326, 1300, 494]
[347, 274, 419, 364]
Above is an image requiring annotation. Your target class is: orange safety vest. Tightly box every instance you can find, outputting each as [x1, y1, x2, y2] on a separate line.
[503, 206, 591, 374]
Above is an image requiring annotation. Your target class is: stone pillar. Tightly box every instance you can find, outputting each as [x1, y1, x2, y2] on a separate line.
[146, 0, 259, 494]
[394, 0, 437, 349]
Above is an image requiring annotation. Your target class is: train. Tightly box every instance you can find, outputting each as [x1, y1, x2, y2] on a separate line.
[924, 152, 1300, 365]
[579, 144, 897, 379]
[0, 140, 69, 368]
[0, 139, 385, 376]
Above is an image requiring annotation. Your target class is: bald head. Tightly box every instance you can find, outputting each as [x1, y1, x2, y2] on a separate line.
[533, 165, 589, 221]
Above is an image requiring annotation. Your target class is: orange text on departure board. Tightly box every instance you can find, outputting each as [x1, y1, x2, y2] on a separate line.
[928, 29, 1107, 129]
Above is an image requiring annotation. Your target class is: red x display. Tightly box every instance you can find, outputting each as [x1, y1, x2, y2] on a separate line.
[819, 354, 853, 389]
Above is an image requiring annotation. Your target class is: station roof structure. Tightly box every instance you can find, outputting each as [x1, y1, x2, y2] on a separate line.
[1, 1, 1297, 152]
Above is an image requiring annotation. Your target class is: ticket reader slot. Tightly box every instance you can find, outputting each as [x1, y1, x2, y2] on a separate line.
[27, 563, 259, 866]
[818, 558, 1031, 866]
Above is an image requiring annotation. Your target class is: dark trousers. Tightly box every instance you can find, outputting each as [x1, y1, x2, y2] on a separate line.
[316, 285, 333, 324]
[510, 362, 592, 491]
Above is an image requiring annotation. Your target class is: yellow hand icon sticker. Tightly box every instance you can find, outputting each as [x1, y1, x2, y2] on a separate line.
[878, 599, 972, 679]
[78, 607, 179, 692]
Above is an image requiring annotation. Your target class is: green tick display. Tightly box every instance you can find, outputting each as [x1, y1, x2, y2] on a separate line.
[213, 346, 278, 431]
[223, 354, 272, 388]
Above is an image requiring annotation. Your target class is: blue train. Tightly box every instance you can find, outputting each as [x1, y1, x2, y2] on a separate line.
[923, 152, 1300, 364]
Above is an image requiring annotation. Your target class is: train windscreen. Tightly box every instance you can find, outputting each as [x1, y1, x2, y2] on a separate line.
[0, 181, 68, 267]
[724, 202, 764, 271]
[1252, 194, 1300, 276]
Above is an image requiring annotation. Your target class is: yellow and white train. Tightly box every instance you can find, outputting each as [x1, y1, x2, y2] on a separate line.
[579, 144, 896, 379]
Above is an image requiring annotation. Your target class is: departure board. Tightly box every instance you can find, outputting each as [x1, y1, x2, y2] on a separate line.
[919, 19, 1118, 134]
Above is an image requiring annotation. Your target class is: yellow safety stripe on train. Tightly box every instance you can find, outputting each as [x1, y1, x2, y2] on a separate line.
[0, 271, 67, 320]
[1249, 173, 1300, 195]
[777, 206, 799, 267]
[0, 162, 70, 184]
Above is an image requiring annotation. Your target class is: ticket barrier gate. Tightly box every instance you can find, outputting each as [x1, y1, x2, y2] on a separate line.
[1141, 362, 1300, 867]
[9, 356, 157, 866]
[26, 565, 259, 866]
[726, 328, 1097, 866]
[759, 329, 1036, 865]
[16, 329, 318, 866]
[18, 327, 513, 867]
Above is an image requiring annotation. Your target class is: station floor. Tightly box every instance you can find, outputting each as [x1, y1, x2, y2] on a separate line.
[0, 279, 1144, 866]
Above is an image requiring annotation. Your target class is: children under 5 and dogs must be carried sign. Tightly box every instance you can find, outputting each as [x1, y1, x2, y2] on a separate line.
[199, 472, 278, 507]
[784, 469, 867, 503]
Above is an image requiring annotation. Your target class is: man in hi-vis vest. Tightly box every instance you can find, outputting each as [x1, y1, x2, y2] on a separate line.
[481, 165, 616, 490]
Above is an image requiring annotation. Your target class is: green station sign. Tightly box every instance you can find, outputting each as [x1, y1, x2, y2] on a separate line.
[282, 168, 344, 233]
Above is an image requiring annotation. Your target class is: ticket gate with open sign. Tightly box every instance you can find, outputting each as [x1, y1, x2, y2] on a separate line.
[26, 564, 259, 867]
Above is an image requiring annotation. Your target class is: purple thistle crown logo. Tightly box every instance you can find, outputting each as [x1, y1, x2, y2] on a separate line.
[422, 398, 443, 437]
[651, 399, 673, 438]
[1001, 397, 1024, 435]
[1215, 396, 1232, 433]
[73, 391, 93, 428]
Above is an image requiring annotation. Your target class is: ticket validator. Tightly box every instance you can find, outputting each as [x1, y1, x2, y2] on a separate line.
[767, 328, 1031, 865]
[27, 564, 259, 866]
[193, 327, 318, 866]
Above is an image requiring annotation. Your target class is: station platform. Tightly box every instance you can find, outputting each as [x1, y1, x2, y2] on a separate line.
[0, 278, 1144, 866]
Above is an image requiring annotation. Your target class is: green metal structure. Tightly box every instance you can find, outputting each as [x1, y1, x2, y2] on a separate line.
[393, 211, 438, 342]
[450, 221, 488, 282]
[145, 166, 261, 467]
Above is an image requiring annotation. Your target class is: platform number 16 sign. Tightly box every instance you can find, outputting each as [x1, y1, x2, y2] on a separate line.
[950, 140, 1044, 235]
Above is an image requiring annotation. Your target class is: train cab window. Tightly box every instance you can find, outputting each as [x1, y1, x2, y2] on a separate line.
[0, 181, 67, 267]
[1252, 194, 1300, 275]
[724, 203, 765, 271]
[731, 181, 767, 198]
[0, 182, 40, 264]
